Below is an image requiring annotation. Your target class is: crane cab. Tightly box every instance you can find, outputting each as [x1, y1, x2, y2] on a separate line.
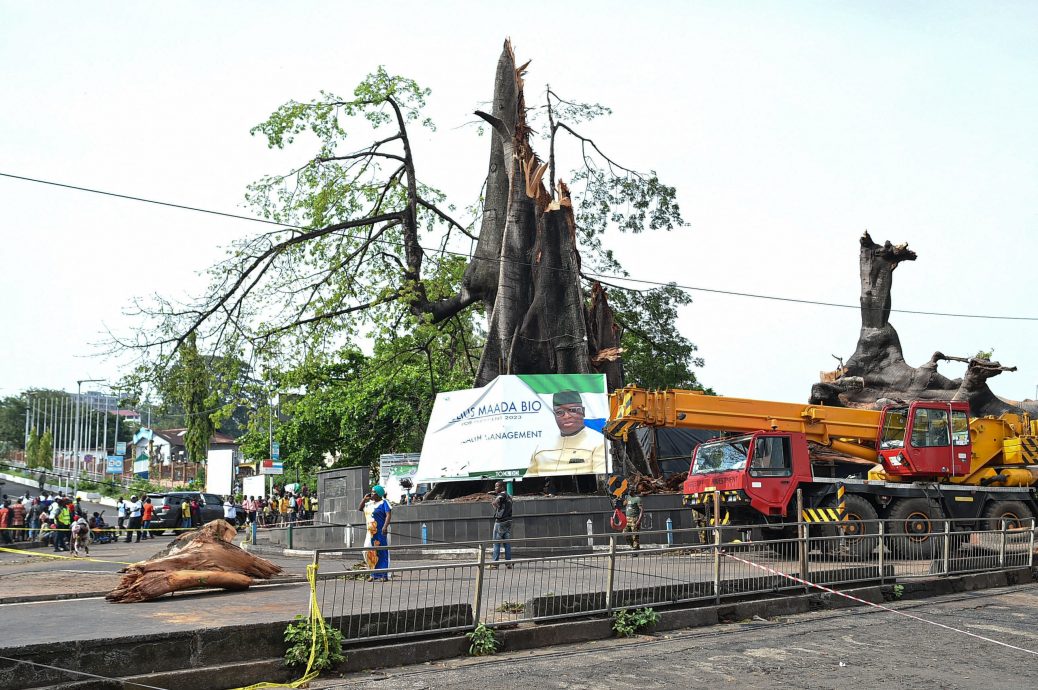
[682, 431, 813, 521]
[875, 401, 972, 479]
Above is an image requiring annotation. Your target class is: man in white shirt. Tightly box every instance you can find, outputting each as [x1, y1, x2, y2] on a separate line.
[124, 495, 144, 543]
[223, 497, 238, 528]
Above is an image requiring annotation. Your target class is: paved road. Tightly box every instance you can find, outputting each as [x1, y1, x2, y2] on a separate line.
[324, 583, 1038, 689]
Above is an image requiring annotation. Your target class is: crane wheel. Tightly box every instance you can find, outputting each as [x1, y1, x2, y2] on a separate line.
[887, 498, 946, 560]
[836, 495, 880, 559]
[981, 500, 1034, 531]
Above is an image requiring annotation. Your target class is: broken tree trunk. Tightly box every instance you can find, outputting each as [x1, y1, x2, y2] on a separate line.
[468, 40, 621, 389]
[106, 521, 282, 603]
[810, 231, 1037, 417]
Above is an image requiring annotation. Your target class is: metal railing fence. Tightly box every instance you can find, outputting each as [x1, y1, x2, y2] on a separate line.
[308, 517, 1036, 645]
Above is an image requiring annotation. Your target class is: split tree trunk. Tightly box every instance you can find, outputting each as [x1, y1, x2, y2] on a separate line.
[466, 40, 621, 388]
[106, 521, 282, 603]
[810, 232, 1037, 417]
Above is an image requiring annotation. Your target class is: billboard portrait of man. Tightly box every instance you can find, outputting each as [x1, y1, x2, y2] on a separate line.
[527, 390, 607, 476]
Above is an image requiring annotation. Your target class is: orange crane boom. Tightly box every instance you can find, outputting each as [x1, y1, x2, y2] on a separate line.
[607, 387, 884, 461]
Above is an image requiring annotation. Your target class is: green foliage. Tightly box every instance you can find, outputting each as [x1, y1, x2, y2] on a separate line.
[892, 584, 905, 599]
[495, 601, 525, 613]
[171, 333, 215, 462]
[612, 607, 659, 637]
[36, 430, 53, 470]
[239, 300, 479, 473]
[609, 285, 711, 391]
[974, 348, 994, 361]
[465, 623, 499, 656]
[25, 428, 40, 469]
[0, 396, 27, 456]
[133, 66, 707, 450]
[283, 614, 345, 671]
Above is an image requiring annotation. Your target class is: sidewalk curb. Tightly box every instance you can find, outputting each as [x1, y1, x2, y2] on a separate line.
[5, 567, 1032, 690]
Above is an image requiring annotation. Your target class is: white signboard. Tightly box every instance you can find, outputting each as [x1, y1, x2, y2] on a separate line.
[206, 448, 234, 496]
[243, 474, 266, 499]
[416, 374, 609, 482]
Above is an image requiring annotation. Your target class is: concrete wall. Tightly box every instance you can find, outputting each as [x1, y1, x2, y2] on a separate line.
[266, 474, 699, 552]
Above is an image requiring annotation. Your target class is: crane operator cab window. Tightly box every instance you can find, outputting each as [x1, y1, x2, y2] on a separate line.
[951, 410, 970, 446]
[910, 408, 950, 447]
[749, 436, 792, 477]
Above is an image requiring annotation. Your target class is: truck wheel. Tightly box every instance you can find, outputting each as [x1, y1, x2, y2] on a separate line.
[981, 500, 1034, 531]
[887, 498, 945, 560]
[839, 495, 879, 559]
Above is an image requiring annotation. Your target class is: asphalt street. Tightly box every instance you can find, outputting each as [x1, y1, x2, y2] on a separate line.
[324, 584, 1038, 690]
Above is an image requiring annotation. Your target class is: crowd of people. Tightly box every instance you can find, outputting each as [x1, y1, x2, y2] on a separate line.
[242, 491, 316, 527]
[0, 492, 111, 554]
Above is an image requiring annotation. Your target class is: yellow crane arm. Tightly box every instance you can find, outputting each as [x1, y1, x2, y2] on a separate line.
[607, 387, 884, 460]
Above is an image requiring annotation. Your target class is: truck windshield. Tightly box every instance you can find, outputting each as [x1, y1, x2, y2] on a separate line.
[880, 408, 908, 449]
[691, 436, 752, 475]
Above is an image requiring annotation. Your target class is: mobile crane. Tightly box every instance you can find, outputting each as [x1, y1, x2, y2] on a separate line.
[606, 387, 1038, 556]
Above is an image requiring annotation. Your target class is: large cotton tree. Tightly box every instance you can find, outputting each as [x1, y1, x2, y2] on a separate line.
[130, 41, 706, 476]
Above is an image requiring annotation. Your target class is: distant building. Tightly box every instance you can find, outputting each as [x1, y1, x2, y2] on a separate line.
[132, 428, 240, 463]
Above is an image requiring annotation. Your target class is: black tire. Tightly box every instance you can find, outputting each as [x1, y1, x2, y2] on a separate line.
[887, 498, 945, 560]
[981, 500, 1035, 531]
[838, 495, 880, 559]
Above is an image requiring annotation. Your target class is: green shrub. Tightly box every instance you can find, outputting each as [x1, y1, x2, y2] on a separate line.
[283, 615, 345, 671]
[465, 624, 499, 656]
[613, 607, 659, 637]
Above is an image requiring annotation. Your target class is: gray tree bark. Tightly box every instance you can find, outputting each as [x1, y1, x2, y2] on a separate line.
[467, 40, 621, 389]
[810, 231, 1037, 417]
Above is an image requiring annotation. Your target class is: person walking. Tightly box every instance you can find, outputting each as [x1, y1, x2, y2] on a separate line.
[141, 498, 155, 539]
[359, 486, 392, 581]
[125, 495, 143, 543]
[490, 481, 513, 569]
[53, 499, 71, 552]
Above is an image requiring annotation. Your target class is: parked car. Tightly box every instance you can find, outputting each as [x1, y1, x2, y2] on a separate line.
[146, 492, 226, 535]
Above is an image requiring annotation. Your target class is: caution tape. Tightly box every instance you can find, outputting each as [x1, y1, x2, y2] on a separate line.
[723, 551, 1038, 656]
[0, 525, 200, 533]
[232, 563, 325, 689]
[0, 545, 133, 566]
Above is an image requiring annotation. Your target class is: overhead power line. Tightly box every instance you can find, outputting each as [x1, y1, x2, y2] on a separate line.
[2, 170, 1036, 322]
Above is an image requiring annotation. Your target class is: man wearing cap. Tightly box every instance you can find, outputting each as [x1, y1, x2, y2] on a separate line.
[528, 390, 607, 476]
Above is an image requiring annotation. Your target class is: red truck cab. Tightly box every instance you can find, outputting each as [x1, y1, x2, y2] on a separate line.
[683, 431, 814, 520]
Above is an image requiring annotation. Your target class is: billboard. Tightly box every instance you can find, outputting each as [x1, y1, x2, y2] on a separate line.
[416, 374, 608, 482]
[243, 474, 266, 498]
[207, 448, 234, 496]
[105, 456, 123, 474]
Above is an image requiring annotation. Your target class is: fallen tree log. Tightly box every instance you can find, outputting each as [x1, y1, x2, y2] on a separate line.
[106, 520, 282, 603]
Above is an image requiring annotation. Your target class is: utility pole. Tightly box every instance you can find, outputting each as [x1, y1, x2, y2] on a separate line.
[22, 392, 30, 462]
[73, 379, 104, 499]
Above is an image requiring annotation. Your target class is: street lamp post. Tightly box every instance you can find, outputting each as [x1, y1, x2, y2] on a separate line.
[74, 378, 104, 499]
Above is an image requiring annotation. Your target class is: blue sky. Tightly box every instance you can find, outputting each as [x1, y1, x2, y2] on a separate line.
[1, 1, 1036, 403]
